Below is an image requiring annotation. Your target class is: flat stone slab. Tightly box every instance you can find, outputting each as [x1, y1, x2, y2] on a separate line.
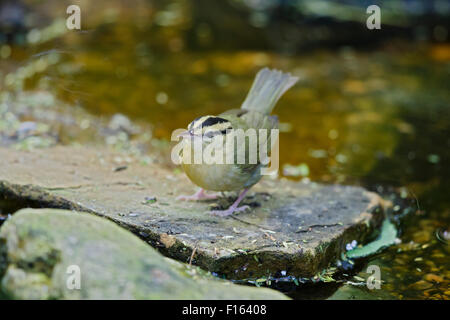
[0, 146, 386, 280]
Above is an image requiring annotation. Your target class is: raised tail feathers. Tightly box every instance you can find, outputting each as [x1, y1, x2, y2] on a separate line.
[241, 68, 299, 115]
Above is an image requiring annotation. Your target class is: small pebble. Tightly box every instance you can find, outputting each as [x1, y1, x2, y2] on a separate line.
[423, 273, 443, 283]
[142, 196, 157, 204]
[409, 280, 433, 290]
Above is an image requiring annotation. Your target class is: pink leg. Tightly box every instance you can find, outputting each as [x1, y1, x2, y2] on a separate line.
[210, 188, 251, 217]
[177, 188, 218, 201]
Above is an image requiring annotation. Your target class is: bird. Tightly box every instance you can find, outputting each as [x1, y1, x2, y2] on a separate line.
[176, 68, 299, 216]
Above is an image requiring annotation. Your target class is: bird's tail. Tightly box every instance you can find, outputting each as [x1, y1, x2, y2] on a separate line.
[241, 68, 299, 115]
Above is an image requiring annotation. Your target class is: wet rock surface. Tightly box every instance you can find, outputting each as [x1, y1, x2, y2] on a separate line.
[0, 208, 288, 299]
[0, 146, 386, 280]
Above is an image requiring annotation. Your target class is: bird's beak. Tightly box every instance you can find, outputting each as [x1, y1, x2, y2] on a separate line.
[177, 130, 191, 139]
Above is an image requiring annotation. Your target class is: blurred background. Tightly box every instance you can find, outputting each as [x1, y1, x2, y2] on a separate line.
[0, 0, 449, 299]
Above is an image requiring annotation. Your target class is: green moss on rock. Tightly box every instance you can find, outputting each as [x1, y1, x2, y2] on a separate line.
[0, 208, 288, 300]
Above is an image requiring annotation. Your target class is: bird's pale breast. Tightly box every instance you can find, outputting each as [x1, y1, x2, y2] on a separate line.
[182, 162, 250, 191]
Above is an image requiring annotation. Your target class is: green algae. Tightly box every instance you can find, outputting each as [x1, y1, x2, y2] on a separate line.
[346, 219, 398, 259]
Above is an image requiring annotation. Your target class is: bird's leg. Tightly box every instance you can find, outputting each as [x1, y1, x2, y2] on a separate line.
[177, 188, 218, 201]
[210, 188, 251, 217]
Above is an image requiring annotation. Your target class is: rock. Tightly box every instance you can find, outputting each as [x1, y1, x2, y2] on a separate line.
[408, 280, 433, 291]
[0, 208, 288, 300]
[0, 146, 387, 280]
[106, 113, 140, 136]
[412, 230, 432, 243]
[328, 283, 395, 300]
[423, 273, 443, 283]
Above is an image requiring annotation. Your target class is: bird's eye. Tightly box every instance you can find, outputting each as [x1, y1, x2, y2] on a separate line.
[188, 129, 194, 135]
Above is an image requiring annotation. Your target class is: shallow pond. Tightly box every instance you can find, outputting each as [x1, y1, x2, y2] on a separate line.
[0, 0, 449, 299]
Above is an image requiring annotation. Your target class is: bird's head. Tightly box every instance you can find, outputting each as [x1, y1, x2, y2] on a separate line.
[179, 116, 232, 141]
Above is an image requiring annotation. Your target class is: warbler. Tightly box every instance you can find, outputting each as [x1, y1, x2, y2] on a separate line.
[177, 68, 298, 216]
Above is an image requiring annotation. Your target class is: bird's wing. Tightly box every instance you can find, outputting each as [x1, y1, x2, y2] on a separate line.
[217, 111, 276, 173]
[241, 111, 278, 162]
[219, 108, 248, 118]
[241, 111, 278, 131]
[219, 108, 277, 130]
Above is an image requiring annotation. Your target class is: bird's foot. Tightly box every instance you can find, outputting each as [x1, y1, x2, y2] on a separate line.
[176, 189, 218, 201]
[209, 205, 251, 217]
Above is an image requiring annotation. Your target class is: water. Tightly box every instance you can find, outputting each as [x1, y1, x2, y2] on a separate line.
[0, 0, 449, 299]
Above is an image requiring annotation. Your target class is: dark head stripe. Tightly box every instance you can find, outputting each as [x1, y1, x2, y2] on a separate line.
[201, 117, 229, 128]
[204, 128, 230, 138]
[188, 116, 203, 130]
